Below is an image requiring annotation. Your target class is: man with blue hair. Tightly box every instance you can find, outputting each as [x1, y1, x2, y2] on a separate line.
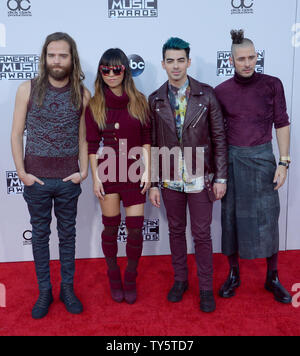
[149, 37, 227, 312]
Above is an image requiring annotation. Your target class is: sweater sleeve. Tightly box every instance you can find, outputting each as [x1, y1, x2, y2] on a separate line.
[85, 105, 102, 155]
[141, 116, 152, 145]
[273, 78, 290, 129]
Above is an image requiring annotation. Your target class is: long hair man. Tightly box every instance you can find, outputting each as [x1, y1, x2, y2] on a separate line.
[11, 32, 91, 319]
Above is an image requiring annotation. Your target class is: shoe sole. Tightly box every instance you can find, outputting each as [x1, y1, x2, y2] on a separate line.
[32, 298, 53, 320]
[218, 281, 241, 298]
[124, 298, 137, 305]
[110, 289, 124, 303]
[59, 295, 83, 314]
[112, 297, 124, 303]
[264, 284, 292, 304]
[200, 305, 216, 313]
[167, 285, 188, 303]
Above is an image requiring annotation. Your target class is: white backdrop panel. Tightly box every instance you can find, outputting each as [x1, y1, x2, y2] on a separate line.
[287, 1, 300, 250]
[0, 0, 299, 262]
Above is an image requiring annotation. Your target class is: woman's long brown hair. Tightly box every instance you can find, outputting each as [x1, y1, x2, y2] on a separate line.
[33, 32, 85, 109]
[89, 48, 149, 130]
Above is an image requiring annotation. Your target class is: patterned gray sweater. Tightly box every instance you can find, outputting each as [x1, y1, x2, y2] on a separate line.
[24, 80, 82, 178]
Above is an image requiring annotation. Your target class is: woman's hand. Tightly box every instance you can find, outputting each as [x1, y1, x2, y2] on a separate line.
[94, 178, 105, 200]
[149, 187, 161, 208]
[140, 170, 151, 195]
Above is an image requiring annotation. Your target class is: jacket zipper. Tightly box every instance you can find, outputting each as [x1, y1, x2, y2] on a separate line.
[191, 106, 207, 128]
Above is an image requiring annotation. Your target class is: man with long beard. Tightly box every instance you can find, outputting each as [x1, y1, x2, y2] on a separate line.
[11, 32, 91, 319]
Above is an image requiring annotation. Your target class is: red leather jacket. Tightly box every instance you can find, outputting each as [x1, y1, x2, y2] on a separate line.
[149, 76, 227, 197]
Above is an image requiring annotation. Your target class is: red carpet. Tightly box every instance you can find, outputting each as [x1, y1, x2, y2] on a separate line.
[0, 251, 300, 336]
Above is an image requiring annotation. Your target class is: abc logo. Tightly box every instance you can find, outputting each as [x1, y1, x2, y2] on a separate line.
[128, 54, 145, 77]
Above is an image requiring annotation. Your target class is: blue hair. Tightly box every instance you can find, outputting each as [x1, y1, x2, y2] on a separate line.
[162, 37, 190, 59]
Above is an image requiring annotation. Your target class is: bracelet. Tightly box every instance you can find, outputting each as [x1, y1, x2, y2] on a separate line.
[280, 156, 291, 163]
[279, 161, 289, 169]
[214, 178, 227, 184]
[79, 172, 83, 183]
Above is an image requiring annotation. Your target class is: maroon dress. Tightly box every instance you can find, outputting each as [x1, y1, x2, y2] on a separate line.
[85, 88, 151, 207]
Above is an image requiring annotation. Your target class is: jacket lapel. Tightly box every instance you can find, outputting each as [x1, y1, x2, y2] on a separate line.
[154, 77, 205, 137]
[155, 81, 177, 136]
[182, 77, 204, 132]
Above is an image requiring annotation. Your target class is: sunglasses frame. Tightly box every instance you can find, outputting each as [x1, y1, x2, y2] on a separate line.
[99, 64, 126, 76]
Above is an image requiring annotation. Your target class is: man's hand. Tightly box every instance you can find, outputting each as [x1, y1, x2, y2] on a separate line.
[273, 165, 287, 191]
[149, 187, 161, 208]
[20, 173, 44, 187]
[63, 172, 82, 185]
[213, 183, 227, 200]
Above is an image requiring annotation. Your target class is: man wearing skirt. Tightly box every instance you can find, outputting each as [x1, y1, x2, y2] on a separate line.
[215, 30, 292, 304]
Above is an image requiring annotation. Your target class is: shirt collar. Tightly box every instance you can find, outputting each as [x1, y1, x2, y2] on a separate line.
[168, 78, 189, 97]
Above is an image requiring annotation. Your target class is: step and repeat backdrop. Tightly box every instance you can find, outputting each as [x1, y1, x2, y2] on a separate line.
[0, 0, 299, 262]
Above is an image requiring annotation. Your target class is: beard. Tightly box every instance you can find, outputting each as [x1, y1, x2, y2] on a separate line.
[47, 64, 72, 81]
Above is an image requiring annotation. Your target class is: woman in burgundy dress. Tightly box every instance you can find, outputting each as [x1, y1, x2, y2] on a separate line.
[85, 48, 151, 304]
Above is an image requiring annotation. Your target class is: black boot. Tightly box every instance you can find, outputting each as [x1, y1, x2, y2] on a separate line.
[219, 266, 240, 298]
[60, 283, 83, 314]
[32, 289, 53, 319]
[264, 270, 292, 304]
[167, 281, 188, 302]
[200, 290, 216, 313]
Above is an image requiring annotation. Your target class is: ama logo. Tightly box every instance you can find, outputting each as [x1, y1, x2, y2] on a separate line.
[6, 171, 24, 194]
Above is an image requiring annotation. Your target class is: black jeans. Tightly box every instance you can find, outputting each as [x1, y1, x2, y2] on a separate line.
[23, 179, 81, 291]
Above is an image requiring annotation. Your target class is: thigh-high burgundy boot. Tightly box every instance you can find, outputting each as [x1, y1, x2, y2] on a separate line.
[101, 214, 123, 302]
[124, 216, 144, 304]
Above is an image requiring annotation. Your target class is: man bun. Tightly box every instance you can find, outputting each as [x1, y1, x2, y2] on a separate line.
[230, 29, 245, 44]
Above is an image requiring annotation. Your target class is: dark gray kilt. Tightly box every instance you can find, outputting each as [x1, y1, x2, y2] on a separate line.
[221, 142, 280, 259]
